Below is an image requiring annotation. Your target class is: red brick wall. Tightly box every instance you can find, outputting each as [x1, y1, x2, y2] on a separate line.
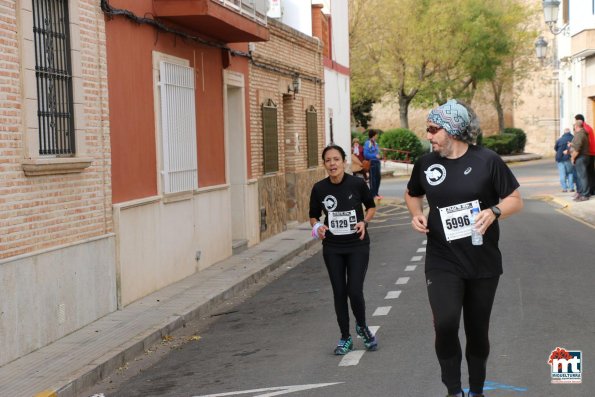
[0, 0, 112, 259]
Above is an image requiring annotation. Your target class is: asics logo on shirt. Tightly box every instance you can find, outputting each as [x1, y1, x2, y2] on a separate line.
[323, 195, 338, 211]
[424, 164, 446, 186]
[464, 167, 472, 175]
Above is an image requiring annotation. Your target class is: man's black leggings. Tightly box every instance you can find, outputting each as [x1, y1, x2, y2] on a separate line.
[426, 269, 500, 395]
[323, 245, 369, 339]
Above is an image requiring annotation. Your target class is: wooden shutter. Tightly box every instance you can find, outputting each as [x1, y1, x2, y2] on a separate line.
[262, 99, 279, 173]
[306, 106, 318, 168]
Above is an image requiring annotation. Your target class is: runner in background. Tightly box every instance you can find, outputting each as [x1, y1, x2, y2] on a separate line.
[309, 144, 378, 355]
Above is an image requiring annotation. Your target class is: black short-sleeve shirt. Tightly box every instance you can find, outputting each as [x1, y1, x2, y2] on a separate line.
[309, 174, 376, 248]
[407, 145, 520, 278]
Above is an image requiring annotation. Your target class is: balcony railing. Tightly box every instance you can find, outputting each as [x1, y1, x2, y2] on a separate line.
[215, 0, 268, 26]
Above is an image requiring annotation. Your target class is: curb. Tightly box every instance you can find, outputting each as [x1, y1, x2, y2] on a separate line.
[34, 236, 320, 397]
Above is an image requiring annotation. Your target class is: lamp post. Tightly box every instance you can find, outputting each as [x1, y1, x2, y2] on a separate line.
[535, 36, 548, 64]
[534, 35, 561, 142]
[542, 0, 568, 35]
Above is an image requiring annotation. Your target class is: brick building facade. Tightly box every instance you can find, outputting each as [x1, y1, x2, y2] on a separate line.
[249, 19, 326, 239]
[0, 0, 114, 366]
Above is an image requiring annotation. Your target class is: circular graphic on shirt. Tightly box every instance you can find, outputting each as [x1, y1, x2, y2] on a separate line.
[424, 164, 447, 186]
[323, 195, 338, 211]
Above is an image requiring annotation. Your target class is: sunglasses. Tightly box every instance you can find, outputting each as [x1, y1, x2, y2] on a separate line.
[426, 125, 443, 134]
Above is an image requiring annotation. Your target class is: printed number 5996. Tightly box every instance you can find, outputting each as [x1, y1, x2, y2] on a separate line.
[445, 215, 470, 230]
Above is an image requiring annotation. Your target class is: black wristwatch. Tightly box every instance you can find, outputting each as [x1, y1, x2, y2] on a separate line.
[490, 206, 501, 219]
[363, 220, 369, 227]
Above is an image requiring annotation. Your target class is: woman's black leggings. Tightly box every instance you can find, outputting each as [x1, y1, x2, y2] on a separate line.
[323, 245, 369, 339]
[426, 269, 500, 395]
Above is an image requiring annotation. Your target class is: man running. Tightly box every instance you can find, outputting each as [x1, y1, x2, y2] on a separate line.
[404, 100, 523, 397]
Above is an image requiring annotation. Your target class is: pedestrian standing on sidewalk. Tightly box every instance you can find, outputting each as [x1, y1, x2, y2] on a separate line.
[570, 120, 591, 201]
[574, 114, 595, 195]
[351, 137, 369, 182]
[309, 144, 378, 355]
[364, 129, 383, 199]
[554, 128, 575, 192]
[404, 99, 523, 397]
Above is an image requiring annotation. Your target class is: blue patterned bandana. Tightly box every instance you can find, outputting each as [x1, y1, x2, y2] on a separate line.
[427, 99, 470, 136]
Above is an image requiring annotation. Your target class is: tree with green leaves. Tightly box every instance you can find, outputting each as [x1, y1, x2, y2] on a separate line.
[349, 0, 539, 129]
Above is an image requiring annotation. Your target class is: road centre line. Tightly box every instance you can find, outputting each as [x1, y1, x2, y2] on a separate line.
[422, 239, 427, 245]
[356, 325, 380, 338]
[410, 255, 423, 261]
[405, 265, 417, 271]
[395, 277, 410, 285]
[341, 326, 381, 367]
[384, 291, 401, 299]
[417, 247, 426, 253]
[373, 306, 391, 316]
[339, 350, 365, 367]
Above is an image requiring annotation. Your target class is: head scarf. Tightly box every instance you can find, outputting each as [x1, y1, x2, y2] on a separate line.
[427, 99, 470, 136]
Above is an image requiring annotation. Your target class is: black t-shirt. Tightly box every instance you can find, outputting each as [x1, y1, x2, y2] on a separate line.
[309, 173, 376, 248]
[407, 145, 520, 278]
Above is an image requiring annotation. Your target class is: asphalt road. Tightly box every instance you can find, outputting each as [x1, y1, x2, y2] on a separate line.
[86, 160, 594, 397]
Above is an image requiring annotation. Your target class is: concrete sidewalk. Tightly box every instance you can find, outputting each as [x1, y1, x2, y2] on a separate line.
[0, 225, 318, 397]
[1, 155, 592, 397]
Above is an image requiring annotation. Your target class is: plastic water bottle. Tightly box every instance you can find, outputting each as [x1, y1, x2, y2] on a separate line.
[470, 208, 483, 246]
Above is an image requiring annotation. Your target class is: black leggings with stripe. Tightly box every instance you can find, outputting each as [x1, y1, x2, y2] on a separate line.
[323, 245, 370, 339]
[426, 269, 500, 395]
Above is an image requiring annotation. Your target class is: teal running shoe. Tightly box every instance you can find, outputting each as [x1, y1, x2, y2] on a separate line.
[355, 325, 378, 351]
[334, 336, 353, 355]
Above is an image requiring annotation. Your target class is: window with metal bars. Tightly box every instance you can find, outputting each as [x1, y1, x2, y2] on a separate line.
[32, 0, 76, 156]
[262, 99, 279, 173]
[306, 106, 318, 168]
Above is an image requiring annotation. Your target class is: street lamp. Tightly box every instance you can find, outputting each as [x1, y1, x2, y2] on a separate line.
[542, 0, 568, 35]
[535, 36, 548, 63]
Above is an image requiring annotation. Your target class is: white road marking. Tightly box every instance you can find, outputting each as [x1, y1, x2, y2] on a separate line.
[405, 265, 417, 271]
[410, 255, 423, 261]
[395, 277, 410, 285]
[339, 350, 365, 367]
[343, 326, 381, 367]
[422, 239, 427, 245]
[384, 290, 401, 299]
[416, 247, 426, 253]
[356, 325, 380, 339]
[373, 306, 392, 316]
[193, 383, 342, 396]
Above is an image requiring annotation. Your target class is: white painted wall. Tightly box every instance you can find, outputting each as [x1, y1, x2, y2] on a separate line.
[113, 189, 233, 307]
[557, 1, 595, 125]
[321, 0, 351, 154]
[568, 3, 595, 36]
[325, 70, 351, 150]
[0, 236, 116, 366]
[324, 0, 349, 66]
[270, 0, 312, 36]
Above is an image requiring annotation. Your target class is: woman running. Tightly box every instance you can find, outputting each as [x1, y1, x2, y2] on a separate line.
[309, 144, 378, 355]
